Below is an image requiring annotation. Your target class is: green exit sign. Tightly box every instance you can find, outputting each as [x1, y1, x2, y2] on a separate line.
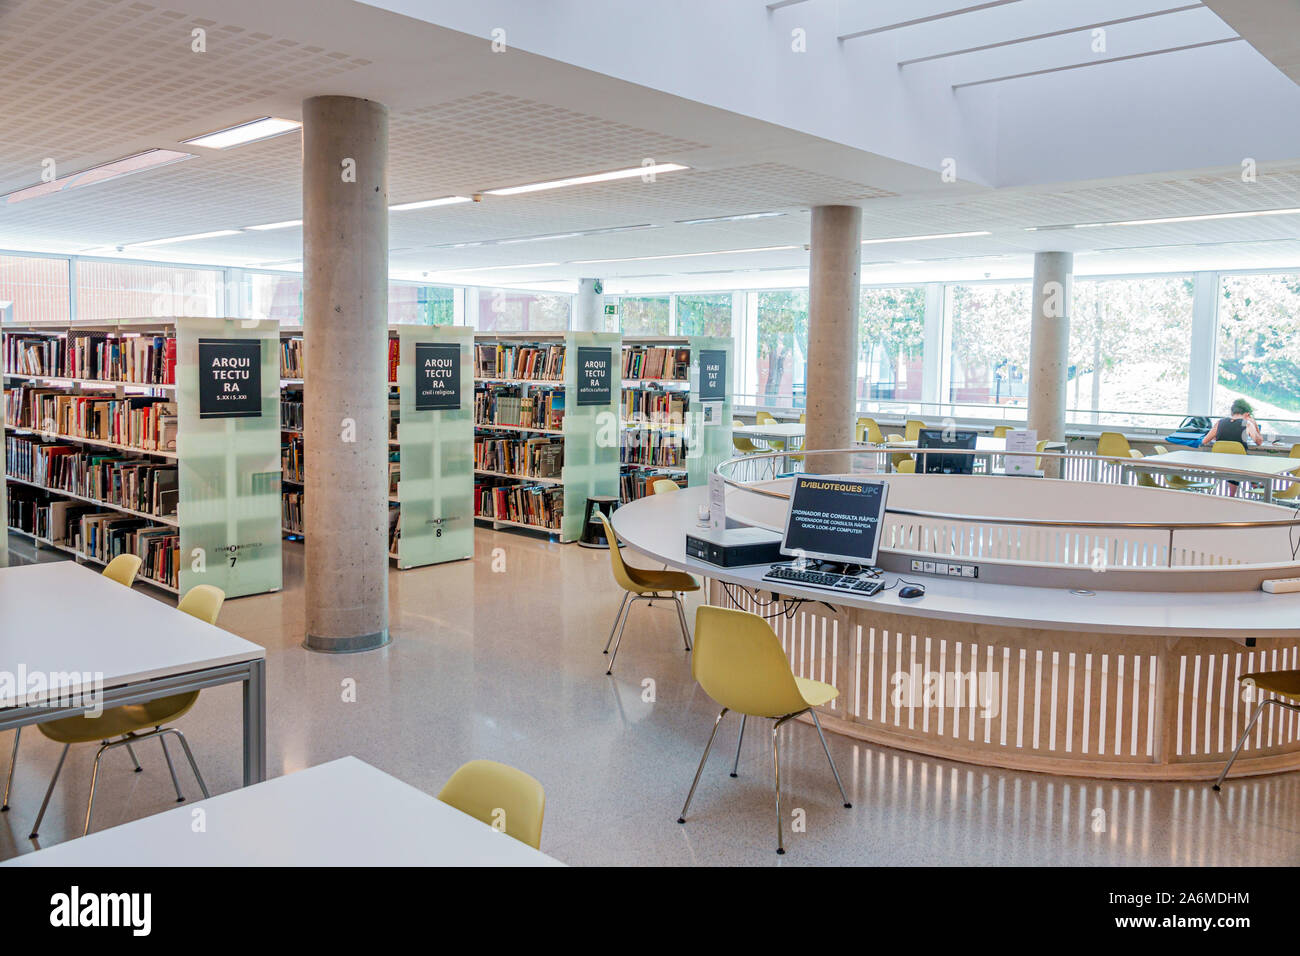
[604, 303, 617, 315]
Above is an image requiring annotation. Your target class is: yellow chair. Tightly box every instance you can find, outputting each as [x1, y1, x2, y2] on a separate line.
[1212, 440, 1246, 455]
[5, 551, 143, 814]
[651, 479, 681, 495]
[678, 606, 850, 854]
[438, 759, 546, 849]
[101, 553, 142, 587]
[886, 433, 914, 472]
[27, 585, 225, 839]
[1149, 443, 1213, 492]
[732, 420, 761, 455]
[904, 420, 926, 442]
[1096, 431, 1134, 460]
[596, 513, 699, 675]
[855, 417, 884, 445]
[895, 459, 916, 474]
[1035, 439, 1049, 472]
[1269, 445, 1300, 501]
[991, 425, 1011, 438]
[1214, 669, 1300, 790]
[755, 410, 786, 453]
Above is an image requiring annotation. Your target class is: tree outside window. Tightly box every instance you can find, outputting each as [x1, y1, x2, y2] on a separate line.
[619, 296, 670, 335]
[1216, 273, 1300, 427]
[859, 287, 925, 402]
[676, 293, 732, 337]
[756, 290, 808, 406]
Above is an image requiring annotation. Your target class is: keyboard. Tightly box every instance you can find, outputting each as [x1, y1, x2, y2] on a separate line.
[762, 565, 884, 596]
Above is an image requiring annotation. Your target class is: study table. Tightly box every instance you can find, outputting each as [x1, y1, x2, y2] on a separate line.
[731, 422, 805, 446]
[890, 436, 1068, 474]
[613, 481, 1300, 781]
[0, 562, 267, 786]
[1128, 449, 1300, 503]
[2, 757, 563, 866]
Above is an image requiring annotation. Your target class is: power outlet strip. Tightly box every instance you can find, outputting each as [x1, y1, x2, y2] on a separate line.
[1262, 578, 1300, 593]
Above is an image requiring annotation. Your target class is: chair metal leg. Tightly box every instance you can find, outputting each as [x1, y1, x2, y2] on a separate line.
[810, 709, 852, 808]
[606, 597, 638, 675]
[678, 707, 728, 823]
[1214, 698, 1275, 791]
[168, 729, 210, 799]
[730, 715, 746, 778]
[672, 595, 692, 652]
[124, 741, 142, 773]
[772, 714, 796, 855]
[2, 728, 19, 811]
[29, 743, 69, 839]
[159, 734, 185, 802]
[83, 743, 110, 836]
[602, 592, 630, 654]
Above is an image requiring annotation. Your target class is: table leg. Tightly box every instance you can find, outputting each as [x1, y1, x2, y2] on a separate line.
[242, 658, 267, 785]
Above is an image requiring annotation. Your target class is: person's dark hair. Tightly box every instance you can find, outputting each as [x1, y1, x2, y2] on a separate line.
[1231, 398, 1253, 416]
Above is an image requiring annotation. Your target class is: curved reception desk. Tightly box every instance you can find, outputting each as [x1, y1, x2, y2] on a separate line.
[612, 474, 1300, 781]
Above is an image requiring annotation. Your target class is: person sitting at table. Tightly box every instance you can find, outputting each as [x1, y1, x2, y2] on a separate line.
[1201, 399, 1263, 495]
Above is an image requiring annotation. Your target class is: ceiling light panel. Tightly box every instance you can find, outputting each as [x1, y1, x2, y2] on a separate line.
[485, 163, 689, 196]
[183, 117, 302, 150]
[3, 149, 193, 204]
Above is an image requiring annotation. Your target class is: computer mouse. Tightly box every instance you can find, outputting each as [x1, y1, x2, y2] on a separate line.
[898, 584, 926, 599]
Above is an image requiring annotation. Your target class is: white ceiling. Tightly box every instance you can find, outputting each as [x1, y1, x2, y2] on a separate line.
[0, 0, 1298, 292]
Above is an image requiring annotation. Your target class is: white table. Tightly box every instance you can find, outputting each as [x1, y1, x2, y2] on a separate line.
[1129, 449, 1299, 503]
[2, 757, 562, 866]
[732, 422, 805, 445]
[0, 563, 267, 785]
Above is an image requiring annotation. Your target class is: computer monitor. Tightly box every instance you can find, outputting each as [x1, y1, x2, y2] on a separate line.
[780, 475, 889, 568]
[917, 428, 978, 475]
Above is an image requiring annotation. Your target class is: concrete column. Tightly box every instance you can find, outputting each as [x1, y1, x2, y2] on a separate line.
[302, 95, 390, 653]
[805, 205, 862, 474]
[574, 278, 603, 331]
[1027, 251, 1073, 478]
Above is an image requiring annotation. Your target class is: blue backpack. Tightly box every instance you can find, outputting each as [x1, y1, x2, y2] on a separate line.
[1165, 415, 1212, 448]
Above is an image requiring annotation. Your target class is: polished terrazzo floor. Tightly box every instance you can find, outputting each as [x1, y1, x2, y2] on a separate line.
[3, 530, 1300, 866]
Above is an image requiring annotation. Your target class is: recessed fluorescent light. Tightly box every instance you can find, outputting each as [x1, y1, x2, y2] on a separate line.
[125, 229, 242, 249]
[431, 262, 560, 274]
[572, 244, 800, 265]
[183, 117, 301, 150]
[861, 231, 992, 245]
[677, 211, 785, 225]
[498, 232, 584, 245]
[3, 149, 194, 204]
[389, 196, 473, 212]
[1027, 208, 1300, 230]
[486, 164, 689, 197]
[245, 219, 302, 231]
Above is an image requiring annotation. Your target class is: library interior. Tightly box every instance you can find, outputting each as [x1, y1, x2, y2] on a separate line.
[5, 0, 1300, 872]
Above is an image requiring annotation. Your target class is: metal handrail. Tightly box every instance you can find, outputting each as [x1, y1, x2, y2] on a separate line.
[715, 447, 1300, 533]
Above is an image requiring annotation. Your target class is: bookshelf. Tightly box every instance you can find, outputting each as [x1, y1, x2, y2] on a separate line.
[391, 324, 474, 567]
[618, 336, 734, 503]
[278, 325, 472, 568]
[3, 317, 282, 598]
[473, 331, 621, 541]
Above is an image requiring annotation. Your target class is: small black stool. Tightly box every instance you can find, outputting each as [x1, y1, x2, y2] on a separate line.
[578, 495, 620, 549]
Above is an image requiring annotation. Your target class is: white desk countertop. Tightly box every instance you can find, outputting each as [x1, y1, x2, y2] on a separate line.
[1136, 450, 1300, 476]
[0, 563, 264, 706]
[612, 485, 1300, 638]
[2, 757, 563, 866]
[732, 423, 805, 440]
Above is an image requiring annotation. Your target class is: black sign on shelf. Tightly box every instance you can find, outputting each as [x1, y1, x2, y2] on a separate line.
[699, 349, 727, 402]
[198, 338, 262, 419]
[576, 346, 613, 406]
[414, 342, 462, 411]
